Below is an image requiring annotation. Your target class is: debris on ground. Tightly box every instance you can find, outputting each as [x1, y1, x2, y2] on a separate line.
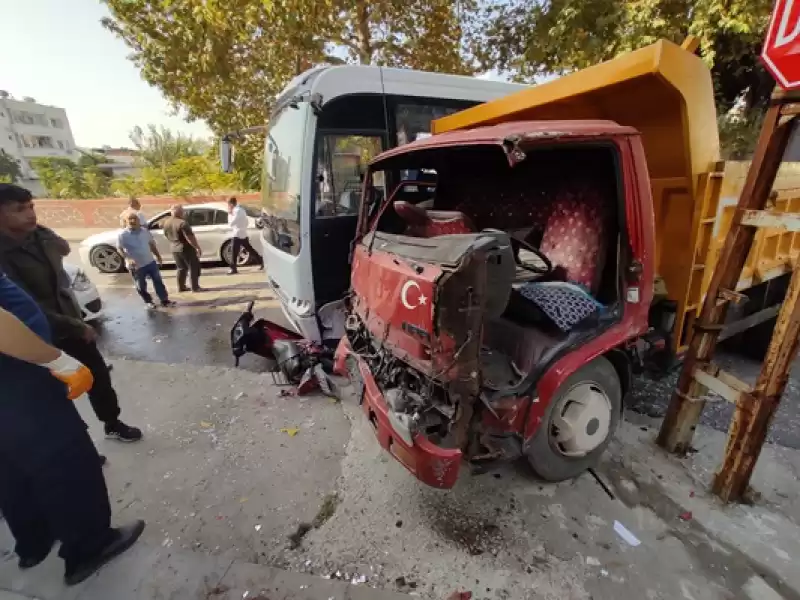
[279, 427, 300, 437]
[446, 592, 473, 600]
[678, 511, 693, 522]
[613, 520, 641, 547]
[200, 421, 214, 429]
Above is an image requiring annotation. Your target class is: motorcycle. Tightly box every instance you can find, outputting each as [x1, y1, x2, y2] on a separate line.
[230, 301, 338, 397]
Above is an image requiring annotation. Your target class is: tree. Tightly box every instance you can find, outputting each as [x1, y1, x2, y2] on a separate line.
[31, 157, 112, 199]
[101, 0, 483, 186]
[110, 143, 240, 198]
[475, 0, 774, 116]
[0, 150, 22, 183]
[129, 124, 205, 189]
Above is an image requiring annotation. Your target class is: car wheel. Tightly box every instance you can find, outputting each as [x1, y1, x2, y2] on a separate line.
[90, 245, 125, 274]
[221, 240, 252, 266]
[524, 356, 621, 482]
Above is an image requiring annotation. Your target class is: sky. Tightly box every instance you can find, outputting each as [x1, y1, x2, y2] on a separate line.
[0, 0, 213, 148]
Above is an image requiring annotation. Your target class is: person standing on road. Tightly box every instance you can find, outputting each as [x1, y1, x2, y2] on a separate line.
[119, 197, 146, 228]
[227, 196, 262, 274]
[0, 183, 143, 443]
[117, 210, 175, 309]
[0, 270, 145, 586]
[162, 204, 203, 292]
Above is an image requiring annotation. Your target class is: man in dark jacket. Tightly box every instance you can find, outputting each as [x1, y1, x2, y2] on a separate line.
[162, 204, 203, 292]
[0, 184, 141, 442]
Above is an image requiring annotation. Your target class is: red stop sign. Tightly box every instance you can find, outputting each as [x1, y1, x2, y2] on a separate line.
[763, 0, 800, 89]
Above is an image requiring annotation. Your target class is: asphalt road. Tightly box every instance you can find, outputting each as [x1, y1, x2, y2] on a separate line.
[66, 238, 800, 450]
[65, 242, 285, 372]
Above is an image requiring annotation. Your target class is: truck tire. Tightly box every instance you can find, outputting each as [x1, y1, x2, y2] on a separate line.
[525, 356, 621, 482]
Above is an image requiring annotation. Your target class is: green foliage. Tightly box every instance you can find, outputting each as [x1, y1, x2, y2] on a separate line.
[474, 0, 775, 115]
[31, 157, 112, 199]
[129, 124, 206, 188]
[718, 113, 765, 160]
[111, 127, 241, 198]
[31, 124, 240, 199]
[77, 151, 108, 168]
[0, 150, 22, 183]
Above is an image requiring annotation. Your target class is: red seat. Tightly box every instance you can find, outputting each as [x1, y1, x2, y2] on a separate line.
[539, 186, 609, 293]
[394, 201, 475, 237]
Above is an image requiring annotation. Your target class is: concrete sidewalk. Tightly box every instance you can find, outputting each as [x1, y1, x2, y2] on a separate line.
[4, 357, 800, 599]
[0, 534, 413, 600]
[611, 414, 800, 600]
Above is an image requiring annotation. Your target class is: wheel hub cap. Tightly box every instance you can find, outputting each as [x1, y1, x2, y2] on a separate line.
[551, 383, 612, 457]
[94, 249, 121, 271]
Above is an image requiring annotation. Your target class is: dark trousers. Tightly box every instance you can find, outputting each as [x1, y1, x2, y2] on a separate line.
[56, 338, 121, 426]
[131, 261, 168, 304]
[230, 237, 262, 272]
[0, 431, 113, 570]
[173, 247, 201, 291]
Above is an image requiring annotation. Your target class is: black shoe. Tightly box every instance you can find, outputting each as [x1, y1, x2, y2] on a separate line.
[227, 269, 238, 275]
[18, 542, 54, 570]
[64, 520, 145, 586]
[191, 287, 204, 292]
[99, 454, 107, 466]
[104, 421, 143, 443]
[160, 300, 176, 308]
[177, 287, 190, 293]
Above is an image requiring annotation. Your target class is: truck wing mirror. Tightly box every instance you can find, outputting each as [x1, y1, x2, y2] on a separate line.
[220, 137, 234, 173]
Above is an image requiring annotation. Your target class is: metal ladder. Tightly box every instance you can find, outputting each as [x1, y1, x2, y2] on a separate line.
[657, 88, 800, 502]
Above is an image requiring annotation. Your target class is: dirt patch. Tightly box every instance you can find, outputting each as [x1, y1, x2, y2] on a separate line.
[288, 492, 341, 549]
[312, 492, 340, 528]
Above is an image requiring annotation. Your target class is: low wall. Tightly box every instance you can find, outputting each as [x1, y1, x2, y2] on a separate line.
[35, 193, 261, 229]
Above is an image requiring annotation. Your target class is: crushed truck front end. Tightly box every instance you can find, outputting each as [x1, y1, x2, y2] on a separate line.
[338, 230, 514, 488]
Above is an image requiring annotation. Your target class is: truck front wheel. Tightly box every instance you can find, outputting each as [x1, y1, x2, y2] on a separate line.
[525, 356, 621, 482]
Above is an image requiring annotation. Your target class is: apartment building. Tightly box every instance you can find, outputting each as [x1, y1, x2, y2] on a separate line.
[0, 91, 77, 194]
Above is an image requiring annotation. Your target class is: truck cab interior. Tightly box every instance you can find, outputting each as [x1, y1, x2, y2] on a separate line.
[362, 141, 627, 392]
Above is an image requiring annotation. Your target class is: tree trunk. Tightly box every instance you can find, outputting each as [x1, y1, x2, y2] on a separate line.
[355, 0, 372, 64]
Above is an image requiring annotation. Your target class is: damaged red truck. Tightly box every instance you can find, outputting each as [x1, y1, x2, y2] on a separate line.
[332, 39, 744, 489]
[334, 119, 651, 488]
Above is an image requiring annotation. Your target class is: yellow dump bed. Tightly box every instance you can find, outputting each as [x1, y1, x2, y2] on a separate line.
[433, 39, 800, 351]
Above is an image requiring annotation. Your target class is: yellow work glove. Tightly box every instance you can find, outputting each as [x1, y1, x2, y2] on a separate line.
[41, 352, 95, 400]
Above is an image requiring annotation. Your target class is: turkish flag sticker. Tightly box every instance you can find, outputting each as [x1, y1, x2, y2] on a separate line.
[400, 280, 428, 310]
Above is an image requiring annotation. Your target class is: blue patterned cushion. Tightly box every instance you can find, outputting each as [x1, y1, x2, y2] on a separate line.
[517, 281, 602, 332]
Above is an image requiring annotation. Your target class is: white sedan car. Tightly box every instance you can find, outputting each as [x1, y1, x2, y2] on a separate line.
[64, 263, 103, 321]
[79, 202, 263, 274]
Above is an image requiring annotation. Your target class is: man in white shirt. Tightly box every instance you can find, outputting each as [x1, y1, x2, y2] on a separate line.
[226, 197, 262, 274]
[119, 198, 146, 228]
